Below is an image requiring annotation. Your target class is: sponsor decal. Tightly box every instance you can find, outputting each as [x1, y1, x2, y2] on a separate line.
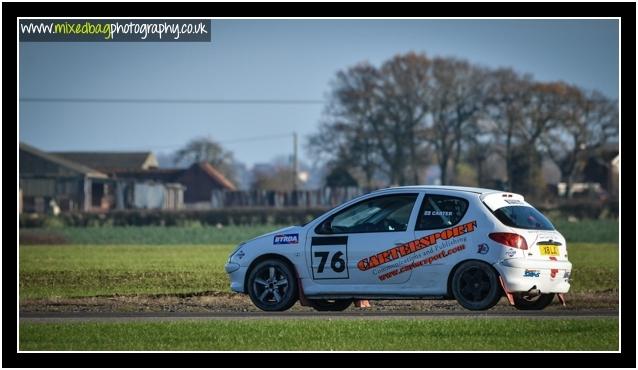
[523, 269, 540, 278]
[505, 249, 517, 258]
[477, 243, 489, 254]
[550, 268, 559, 278]
[423, 210, 453, 216]
[563, 271, 571, 279]
[357, 220, 477, 271]
[273, 233, 299, 245]
[504, 199, 523, 204]
[236, 250, 245, 259]
[377, 245, 466, 281]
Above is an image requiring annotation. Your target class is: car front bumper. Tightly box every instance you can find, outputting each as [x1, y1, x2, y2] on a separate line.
[494, 258, 572, 294]
[224, 263, 248, 293]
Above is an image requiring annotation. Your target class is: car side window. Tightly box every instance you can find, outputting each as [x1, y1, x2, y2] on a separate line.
[416, 194, 469, 230]
[316, 194, 418, 234]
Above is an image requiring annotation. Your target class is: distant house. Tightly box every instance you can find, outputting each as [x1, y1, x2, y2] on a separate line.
[581, 142, 619, 198]
[19, 142, 109, 213]
[19, 142, 236, 213]
[112, 162, 237, 209]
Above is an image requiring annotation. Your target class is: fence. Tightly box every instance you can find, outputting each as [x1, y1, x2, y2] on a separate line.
[210, 187, 366, 208]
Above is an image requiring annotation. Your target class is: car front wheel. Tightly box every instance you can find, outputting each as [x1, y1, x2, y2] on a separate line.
[451, 260, 502, 310]
[247, 259, 298, 311]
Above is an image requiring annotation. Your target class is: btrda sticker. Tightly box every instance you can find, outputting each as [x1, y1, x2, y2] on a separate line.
[273, 234, 299, 245]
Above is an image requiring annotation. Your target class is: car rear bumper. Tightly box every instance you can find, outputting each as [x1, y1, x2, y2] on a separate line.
[494, 258, 572, 294]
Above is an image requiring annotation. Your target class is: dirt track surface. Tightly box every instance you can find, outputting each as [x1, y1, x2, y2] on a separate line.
[20, 291, 618, 314]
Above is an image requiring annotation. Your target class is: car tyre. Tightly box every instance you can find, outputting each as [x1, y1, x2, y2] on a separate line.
[513, 292, 555, 310]
[247, 259, 298, 312]
[308, 299, 353, 312]
[451, 260, 502, 311]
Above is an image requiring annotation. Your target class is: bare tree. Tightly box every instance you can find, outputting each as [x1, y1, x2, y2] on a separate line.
[174, 137, 236, 183]
[309, 53, 432, 187]
[541, 88, 619, 198]
[307, 63, 382, 188]
[310, 53, 618, 194]
[427, 57, 487, 185]
[483, 68, 536, 191]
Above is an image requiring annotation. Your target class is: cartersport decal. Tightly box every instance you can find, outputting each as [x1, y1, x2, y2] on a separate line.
[357, 220, 477, 272]
[377, 244, 466, 281]
[273, 234, 299, 245]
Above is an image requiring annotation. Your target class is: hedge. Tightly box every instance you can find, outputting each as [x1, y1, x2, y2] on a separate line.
[19, 208, 330, 228]
[19, 199, 618, 228]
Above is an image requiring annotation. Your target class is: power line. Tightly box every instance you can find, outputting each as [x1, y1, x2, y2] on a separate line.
[69, 133, 294, 152]
[20, 97, 325, 105]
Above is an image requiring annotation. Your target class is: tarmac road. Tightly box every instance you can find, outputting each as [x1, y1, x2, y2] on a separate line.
[20, 309, 619, 323]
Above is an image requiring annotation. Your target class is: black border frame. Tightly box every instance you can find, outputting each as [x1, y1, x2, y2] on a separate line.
[6, 1, 635, 368]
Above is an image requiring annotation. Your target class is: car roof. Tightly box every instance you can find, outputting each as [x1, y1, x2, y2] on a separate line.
[369, 185, 506, 196]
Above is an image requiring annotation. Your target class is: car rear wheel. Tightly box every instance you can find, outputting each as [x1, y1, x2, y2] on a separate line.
[513, 292, 555, 310]
[247, 259, 298, 312]
[451, 260, 502, 311]
[308, 299, 353, 312]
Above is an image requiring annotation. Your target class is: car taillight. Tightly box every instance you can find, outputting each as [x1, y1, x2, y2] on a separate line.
[489, 232, 528, 250]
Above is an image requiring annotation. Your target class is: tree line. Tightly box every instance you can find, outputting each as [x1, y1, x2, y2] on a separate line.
[308, 52, 618, 198]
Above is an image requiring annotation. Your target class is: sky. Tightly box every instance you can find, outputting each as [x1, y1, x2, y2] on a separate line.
[19, 19, 619, 168]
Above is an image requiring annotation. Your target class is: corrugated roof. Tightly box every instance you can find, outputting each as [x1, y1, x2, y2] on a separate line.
[113, 163, 236, 190]
[52, 152, 157, 172]
[20, 142, 108, 178]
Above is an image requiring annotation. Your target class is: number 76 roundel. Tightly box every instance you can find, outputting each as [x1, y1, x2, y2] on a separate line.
[311, 236, 349, 280]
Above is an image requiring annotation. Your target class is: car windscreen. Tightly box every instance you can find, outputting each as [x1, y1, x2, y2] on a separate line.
[490, 205, 555, 230]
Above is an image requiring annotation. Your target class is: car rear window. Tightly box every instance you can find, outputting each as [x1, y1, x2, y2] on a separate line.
[491, 205, 555, 230]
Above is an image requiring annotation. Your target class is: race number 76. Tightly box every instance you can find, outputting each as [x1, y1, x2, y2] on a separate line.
[311, 246, 349, 279]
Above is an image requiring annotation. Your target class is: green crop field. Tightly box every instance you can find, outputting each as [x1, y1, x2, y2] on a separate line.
[19, 244, 233, 299]
[19, 242, 618, 300]
[19, 225, 289, 245]
[18, 220, 619, 352]
[19, 217, 618, 245]
[19, 318, 618, 351]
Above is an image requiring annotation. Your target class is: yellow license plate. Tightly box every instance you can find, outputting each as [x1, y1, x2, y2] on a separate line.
[538, 245, 560, 256]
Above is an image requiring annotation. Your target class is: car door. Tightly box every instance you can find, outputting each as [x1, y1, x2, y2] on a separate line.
[408, 192, 474, 294]
[305, 193, 422, 288]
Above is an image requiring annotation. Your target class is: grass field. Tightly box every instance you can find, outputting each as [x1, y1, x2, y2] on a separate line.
[19, 217, 619, 245]
[19, 225, 288, 245]
[19, 318, 618, 351]
[19, 242, 618, 300]
[18, 221, 619, 352]
[20, 245, 232, 299]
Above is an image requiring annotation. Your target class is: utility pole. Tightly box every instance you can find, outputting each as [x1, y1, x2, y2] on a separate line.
[292, 132, 298, 205]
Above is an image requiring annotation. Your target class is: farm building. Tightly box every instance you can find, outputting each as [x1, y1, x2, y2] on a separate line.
[19, 142, 109, 213]
[19, 142, 236, 213]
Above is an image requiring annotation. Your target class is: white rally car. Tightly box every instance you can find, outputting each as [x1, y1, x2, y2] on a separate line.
[225, 186, 572, 311]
